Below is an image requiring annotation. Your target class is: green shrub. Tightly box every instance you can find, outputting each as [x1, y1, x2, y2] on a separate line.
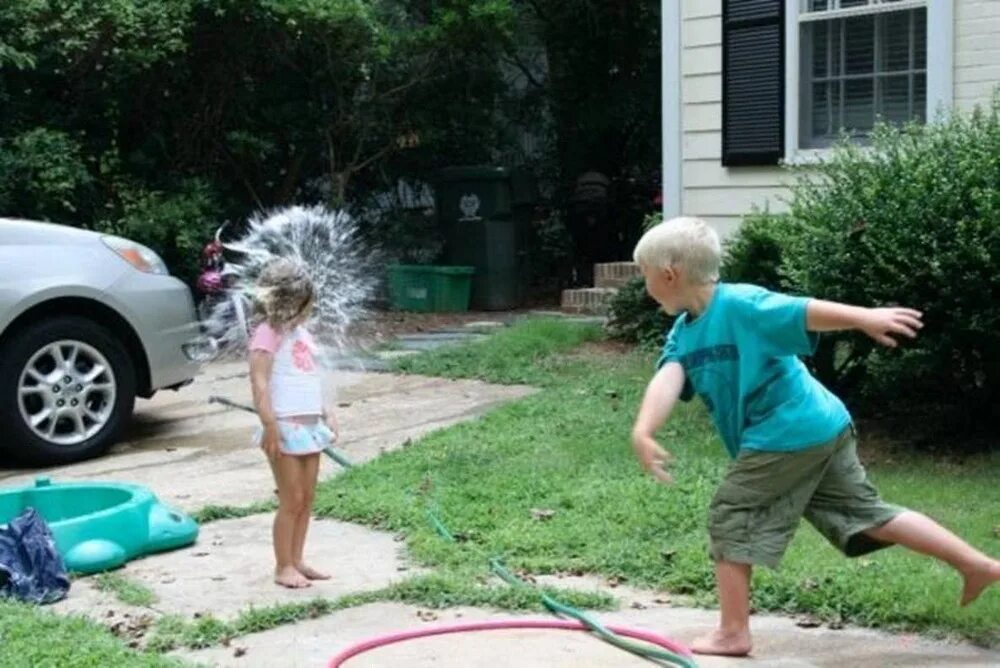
[0, 128, 94, 221]
[606, 276, 672, 348]
[778, 99, 1000, 427]
[95, 180, 221, 283]
[721, 209, 803, 291]
[611, 98, 1000, 440]
[606, 212, 672, 347]
[642, 211, 663, 231]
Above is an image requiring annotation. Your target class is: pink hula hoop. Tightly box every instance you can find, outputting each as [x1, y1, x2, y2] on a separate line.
[328, 618, 693, 667]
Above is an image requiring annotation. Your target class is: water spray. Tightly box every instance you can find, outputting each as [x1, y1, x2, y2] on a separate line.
[201, 205, 379, 358]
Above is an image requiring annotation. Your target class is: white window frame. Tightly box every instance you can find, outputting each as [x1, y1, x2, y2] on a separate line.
[784, 0, 953, 165]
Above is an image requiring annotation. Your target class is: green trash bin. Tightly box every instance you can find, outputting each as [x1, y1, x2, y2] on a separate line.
[437, 166, 521, 311]
[386, 265, 475, 312]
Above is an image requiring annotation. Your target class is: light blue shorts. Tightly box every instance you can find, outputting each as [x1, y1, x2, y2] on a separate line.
[254, 420, 334, 456]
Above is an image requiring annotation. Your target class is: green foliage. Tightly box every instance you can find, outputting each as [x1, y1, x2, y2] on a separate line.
[523, 1, 661, 195]
[94, 180, 220, 283]
[642, 211, 663, 231]
[777, 99, 1000, 429]
[1, 0, 515, 269]
[93, 572, 158, 607]
[616, 100, 1000, 438]
[0, 128, 93, 220]
[721, 209, 803, 291]
[192, 500, 276, 524]
[0, 600, 180, 667]
[523, 208, 575, 291]
[606, 213, 671, 348]
[606, 277, 672, 349]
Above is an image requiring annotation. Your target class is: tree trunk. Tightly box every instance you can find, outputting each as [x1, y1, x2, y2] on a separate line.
[330, 171, 350, 207]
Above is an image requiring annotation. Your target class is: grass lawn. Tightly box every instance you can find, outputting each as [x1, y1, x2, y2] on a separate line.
[0, 601, 181, 668]
[315, 318, 1000, 646]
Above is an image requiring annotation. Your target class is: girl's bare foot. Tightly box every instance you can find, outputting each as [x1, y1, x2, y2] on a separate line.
[691, 629, 752, 657]
[275, 565, 311, 589]
[960, 558, 1000, 606]
[296, 563, 331, 581]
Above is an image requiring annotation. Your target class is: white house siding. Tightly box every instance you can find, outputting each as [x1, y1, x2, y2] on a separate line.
[676, 0, 1000, 239]
[954, 0, 1000, 111]
[679, 0, 789, 239]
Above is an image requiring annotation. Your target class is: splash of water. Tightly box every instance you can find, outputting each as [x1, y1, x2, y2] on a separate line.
[202, 205, 379, 359]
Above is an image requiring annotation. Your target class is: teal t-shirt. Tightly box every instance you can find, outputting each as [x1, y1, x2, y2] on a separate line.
[657, 283, 850, 459]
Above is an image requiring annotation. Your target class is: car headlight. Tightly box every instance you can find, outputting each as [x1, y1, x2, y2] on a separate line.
[102, 236, 170, 275]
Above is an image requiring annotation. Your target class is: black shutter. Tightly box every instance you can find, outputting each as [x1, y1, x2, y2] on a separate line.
[722, 0, 785, 166]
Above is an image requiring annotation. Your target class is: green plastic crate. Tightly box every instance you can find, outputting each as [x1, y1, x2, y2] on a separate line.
[387, 265, 475, 312]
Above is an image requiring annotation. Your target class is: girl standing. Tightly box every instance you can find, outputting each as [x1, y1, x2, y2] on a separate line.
[248, 259, 338, 588]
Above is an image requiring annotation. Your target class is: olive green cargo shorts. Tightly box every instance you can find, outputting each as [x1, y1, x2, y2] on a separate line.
[708, 426, 903, 568]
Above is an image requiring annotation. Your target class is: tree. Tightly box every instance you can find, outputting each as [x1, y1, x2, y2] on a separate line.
[504, 1, 663, 267]
[1, 0, 515, 277]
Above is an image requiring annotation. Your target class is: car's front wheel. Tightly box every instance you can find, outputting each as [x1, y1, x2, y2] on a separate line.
[0, 316, 136, 465]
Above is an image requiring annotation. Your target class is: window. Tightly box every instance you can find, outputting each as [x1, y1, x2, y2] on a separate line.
[799, 1, 927, 148]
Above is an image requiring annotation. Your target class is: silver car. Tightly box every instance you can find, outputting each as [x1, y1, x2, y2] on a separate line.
[0, 219, 209, 464]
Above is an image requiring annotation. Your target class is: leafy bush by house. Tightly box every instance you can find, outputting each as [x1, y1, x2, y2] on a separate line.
[606, 212, 671, 347]
[612, 97, 1000, 440]
[779, 99, 1000, 429]
[606, 276, 672, 348]
[720, 209, 803, 291]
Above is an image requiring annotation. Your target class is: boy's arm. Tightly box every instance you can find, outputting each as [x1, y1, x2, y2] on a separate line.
[631, 362, 686, 484]
[806, 300, 923, 347]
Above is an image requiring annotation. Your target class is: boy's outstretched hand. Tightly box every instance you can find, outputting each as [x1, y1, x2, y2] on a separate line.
[637, 439, 674, 484]
[632, 362, 686, 486]
[860, 307, 923, 347]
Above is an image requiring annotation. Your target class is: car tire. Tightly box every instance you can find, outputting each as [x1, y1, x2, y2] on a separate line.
[0, 316, 136, 465]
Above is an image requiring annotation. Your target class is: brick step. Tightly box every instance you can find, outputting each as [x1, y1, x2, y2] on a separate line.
[560, 287, 618, 315]
[594, 261, 641, 289]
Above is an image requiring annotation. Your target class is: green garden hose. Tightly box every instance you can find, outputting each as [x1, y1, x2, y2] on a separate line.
[209, 395, 695, 666]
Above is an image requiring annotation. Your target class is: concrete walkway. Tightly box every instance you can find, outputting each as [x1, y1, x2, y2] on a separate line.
[176, 598, 999, 668]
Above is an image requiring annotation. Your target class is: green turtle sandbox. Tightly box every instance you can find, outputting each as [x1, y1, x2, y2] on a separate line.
[0, 477, 198, 574]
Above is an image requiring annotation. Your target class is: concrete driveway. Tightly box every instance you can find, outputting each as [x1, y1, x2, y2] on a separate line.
[0, 361, 534, 511]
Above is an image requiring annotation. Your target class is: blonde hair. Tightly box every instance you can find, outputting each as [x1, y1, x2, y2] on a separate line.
[253, 258, 315, 329]
[632, 216, 721, 285]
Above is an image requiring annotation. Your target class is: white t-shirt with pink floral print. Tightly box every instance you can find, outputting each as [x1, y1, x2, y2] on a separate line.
[249, 323, 323, 418]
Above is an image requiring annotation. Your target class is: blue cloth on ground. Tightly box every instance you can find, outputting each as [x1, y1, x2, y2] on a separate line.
[0, 508, 71, 604]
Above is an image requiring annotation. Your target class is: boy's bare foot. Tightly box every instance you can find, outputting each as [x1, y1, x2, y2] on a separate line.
[296, 563, 331, 581]
[275, 565, 311, 589]
[691, 629, 752, 657]
[960, 558, 1000, 606]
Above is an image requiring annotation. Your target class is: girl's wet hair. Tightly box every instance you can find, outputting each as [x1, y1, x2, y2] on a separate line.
[253, 258, 315, 329]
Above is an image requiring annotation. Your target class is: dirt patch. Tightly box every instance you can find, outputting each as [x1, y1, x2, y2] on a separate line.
[571, 339, 634, 358]
[347, 309, 533, 344]
[106, 610, 157, 649]
[853, 415, 995, 467]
